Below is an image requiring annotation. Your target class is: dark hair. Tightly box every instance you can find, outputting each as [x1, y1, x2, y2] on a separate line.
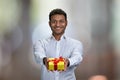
[49, 8, 67, 21]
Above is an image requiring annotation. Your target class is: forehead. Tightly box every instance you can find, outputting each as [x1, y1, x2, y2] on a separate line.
[51, 14, 65, 20]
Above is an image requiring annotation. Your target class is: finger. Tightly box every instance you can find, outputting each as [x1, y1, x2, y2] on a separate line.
[64, 59, 68, 71]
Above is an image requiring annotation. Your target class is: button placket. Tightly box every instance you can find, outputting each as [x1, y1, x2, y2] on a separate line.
[55, 41, 60, 80]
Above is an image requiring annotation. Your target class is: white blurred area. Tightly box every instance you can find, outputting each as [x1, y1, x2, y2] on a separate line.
[110, 0, 120, 79]
[0, 0, 120, 80]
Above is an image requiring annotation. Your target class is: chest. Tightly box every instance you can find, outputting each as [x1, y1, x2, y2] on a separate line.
[44, 41, 73, 58]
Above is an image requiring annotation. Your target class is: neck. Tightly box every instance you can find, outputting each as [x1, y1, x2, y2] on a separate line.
[52, 33, 63, 41]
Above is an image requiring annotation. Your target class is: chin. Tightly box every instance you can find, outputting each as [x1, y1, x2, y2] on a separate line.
[56, 33, 64, 35]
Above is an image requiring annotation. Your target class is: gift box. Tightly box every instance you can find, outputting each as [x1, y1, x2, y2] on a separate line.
[48, 57, 65, 71]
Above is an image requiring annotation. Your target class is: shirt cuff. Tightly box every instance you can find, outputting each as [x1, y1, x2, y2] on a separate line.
[68, 58, 74, 67]
[68, 56, 83, 67]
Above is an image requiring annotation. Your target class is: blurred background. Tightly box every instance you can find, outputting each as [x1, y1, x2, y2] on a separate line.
[0, 0, 120, 80]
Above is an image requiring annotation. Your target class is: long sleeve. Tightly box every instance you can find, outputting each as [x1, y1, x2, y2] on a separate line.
[33, 40, 46, 65]
[68, 42, 83, 67]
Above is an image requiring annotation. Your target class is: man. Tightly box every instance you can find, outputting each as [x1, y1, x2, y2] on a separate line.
[33, 8, 83, 80]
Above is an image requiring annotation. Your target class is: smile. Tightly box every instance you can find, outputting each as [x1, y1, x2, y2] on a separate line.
[55, 27, 62, 30]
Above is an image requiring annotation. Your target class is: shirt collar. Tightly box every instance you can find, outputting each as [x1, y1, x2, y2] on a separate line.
[50, 34, 66, 41]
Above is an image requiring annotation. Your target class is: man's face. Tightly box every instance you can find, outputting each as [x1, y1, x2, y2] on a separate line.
[49, 14, 67, 35]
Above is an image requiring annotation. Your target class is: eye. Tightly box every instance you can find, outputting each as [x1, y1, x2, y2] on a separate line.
[50, 20, 56, 24]
[59, 20, 65, 23]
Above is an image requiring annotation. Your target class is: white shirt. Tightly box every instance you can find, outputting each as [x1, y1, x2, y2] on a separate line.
[33, 35, 83, 80]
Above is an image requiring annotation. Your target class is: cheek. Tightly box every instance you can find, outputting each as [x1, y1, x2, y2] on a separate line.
[50, 23, 55, 26]
[62, 24, 67, 27]
[50, 25, 54, 28]
[62, 22, 67, 26]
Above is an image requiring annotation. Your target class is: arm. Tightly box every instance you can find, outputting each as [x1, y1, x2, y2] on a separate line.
[68, 42, 83, 67]
[33, 40, 46, 65]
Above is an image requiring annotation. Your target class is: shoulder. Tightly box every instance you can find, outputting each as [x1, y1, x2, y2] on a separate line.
[34, 37, 51, 46]
[64, 37, 83, 49]
[66, 37, 82, 45]
[66, 37, 83, 52]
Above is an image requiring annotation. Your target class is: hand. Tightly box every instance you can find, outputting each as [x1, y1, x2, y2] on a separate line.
[43, 57, 54, 72]
[64, 58, 70, 71]
[43, 57, 49, 70]
[57, 58, 70, 72]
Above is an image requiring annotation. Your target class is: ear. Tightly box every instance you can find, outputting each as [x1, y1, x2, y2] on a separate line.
[66, 20, 68, 26]
[49, 21, 51, 27]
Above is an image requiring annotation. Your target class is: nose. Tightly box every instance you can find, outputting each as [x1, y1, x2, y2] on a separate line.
[56, 21, 60, 27]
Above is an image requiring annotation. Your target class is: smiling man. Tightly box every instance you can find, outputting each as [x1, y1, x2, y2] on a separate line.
[33, 8, 83, 80]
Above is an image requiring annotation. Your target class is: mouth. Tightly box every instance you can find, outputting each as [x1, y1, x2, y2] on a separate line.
[54, 27, 62, 30]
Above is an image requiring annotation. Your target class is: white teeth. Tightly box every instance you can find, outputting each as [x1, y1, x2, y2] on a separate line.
[55, 27, 61, 29]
